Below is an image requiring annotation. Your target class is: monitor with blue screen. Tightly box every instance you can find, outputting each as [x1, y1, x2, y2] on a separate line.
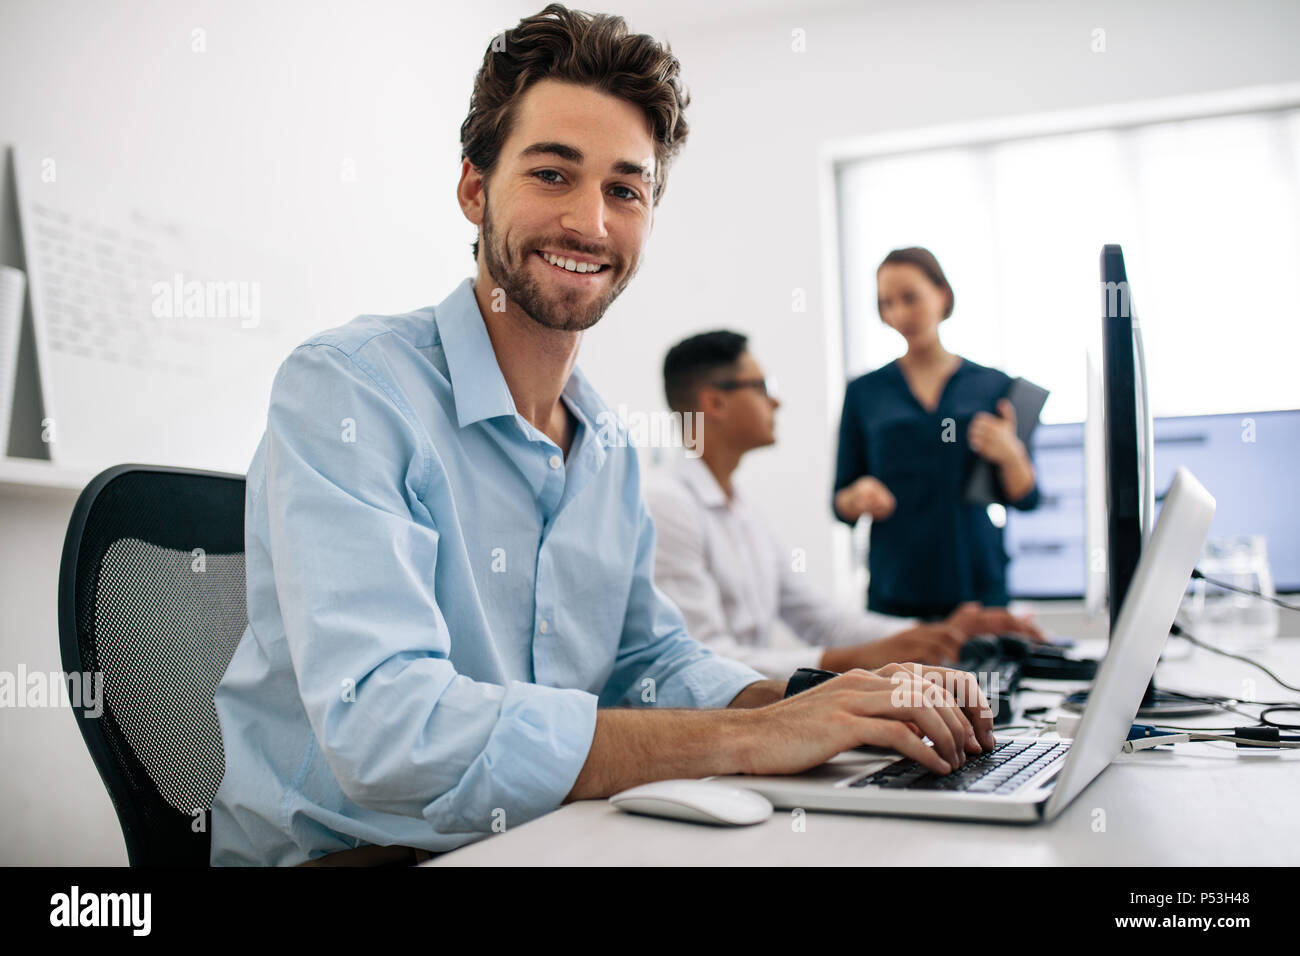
[1006, 409, 1300, 599]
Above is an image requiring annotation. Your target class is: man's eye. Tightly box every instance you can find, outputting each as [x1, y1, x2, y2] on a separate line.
[610, 185, 640, 202]
[534, 169, 564, 184]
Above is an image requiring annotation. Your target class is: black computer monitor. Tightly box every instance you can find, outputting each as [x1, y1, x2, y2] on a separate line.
[1094, 244, 1208, 716]
[1100, 244, 1144, 631]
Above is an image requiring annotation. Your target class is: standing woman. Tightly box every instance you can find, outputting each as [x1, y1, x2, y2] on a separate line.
[833, 247, 1039, 620]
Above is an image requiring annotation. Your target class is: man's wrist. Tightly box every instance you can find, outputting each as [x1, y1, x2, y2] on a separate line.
[727, 679, 784, 709]
[721, 689, 780, 776]
[820, 645, 855, 672]
[783, 666, 840, 698]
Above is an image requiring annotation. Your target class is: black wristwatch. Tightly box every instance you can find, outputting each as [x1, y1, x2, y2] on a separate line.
[783, 667, 840, 698]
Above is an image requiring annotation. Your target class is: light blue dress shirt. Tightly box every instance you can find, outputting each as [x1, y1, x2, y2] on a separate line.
[209, 277, 765, 865]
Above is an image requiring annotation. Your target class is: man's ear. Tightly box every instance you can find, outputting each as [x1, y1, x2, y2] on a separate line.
[699, 388, 727, 421]
[457, 158, 486, 228]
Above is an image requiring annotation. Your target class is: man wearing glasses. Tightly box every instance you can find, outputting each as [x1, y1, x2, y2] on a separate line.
[645, 331, 1044, 682]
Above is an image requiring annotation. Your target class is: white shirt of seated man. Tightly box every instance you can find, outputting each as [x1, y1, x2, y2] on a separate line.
[644, 343, 1044, 682]
[644, 454, 941, 680]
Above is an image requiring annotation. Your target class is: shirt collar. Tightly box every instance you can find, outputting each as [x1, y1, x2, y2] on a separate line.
[677, 454, 731, 509]
[434, 277, 612, 455]
[435, 278, 519, 428]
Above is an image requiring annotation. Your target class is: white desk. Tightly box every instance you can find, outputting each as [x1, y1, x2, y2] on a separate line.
[427, 630, 1300, 866]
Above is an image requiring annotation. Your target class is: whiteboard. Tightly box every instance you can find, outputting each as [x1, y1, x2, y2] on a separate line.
[12, 146, 302, 474]
[0, 265, 25, 453]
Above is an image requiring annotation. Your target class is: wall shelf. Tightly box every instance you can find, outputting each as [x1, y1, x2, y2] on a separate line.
[0, 456, 93, 495]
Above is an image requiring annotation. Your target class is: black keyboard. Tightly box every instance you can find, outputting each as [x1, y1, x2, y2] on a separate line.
[958, 659, 1022, 727]
[850, 739, 1070, 795]
[955, 638, 1025, 727]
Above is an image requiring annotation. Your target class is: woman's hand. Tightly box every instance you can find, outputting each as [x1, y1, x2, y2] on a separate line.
[968, 399, 1025, 466]
[968, 399, 1036, 501]
[835, 476, 897, 523]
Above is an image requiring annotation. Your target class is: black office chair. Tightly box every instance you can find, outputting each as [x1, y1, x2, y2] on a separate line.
[59, 464, 248, 867]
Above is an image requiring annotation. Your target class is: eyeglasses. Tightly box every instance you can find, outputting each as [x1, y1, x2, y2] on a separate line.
[709, 377, 778, 400]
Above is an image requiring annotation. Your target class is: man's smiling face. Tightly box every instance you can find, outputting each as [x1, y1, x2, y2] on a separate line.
[464, 78, 657, 333]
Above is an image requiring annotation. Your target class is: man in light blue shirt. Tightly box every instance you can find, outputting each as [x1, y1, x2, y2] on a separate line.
[210, 274, 766, 864]
[211, 5, 995, 866]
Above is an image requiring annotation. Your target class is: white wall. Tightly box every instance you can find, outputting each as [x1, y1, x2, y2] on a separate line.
[1, 0, 1297, 864]
[591, 0, 1300, 601]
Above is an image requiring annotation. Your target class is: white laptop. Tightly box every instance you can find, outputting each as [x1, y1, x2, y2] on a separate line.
[713, 466, 1216, 824]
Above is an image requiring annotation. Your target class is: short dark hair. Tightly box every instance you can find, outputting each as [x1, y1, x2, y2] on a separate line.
[460, 3, 691, 262]
[878, 246, 955, 319]
[663, 330, 748, 413]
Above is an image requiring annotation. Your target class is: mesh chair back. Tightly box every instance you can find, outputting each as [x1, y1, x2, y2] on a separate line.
[59, 465, 247, 867]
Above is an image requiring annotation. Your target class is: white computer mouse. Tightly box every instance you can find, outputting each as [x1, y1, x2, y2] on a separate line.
[609, 778, 773, 826]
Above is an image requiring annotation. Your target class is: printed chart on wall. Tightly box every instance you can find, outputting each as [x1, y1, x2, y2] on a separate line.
[10, 145, 301, 474]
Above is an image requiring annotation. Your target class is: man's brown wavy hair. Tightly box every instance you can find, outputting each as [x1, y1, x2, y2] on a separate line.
[460, 3, 691, 261]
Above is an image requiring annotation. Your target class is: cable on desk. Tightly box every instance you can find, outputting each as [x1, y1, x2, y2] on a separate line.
[1258, 705, 1300, 731]
[1173, 732, 1300, 749]
[1169, 622, 1300, 694]
[1157, 688, 1262, 721]
[1122, 723, 1300, 751]
[1191, 569, 1300, 613]
[1142, 722, 1257, 732]
[1150, 693, 1300, 733]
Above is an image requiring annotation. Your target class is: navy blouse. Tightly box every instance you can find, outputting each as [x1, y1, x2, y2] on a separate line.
[833, 357, 1040, 618]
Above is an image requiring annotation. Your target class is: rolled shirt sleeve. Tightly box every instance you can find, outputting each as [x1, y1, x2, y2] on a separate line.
[1000, 460, 1041, 511]
[263, 343, 598, 833]
[1004, 481, 1040, 511]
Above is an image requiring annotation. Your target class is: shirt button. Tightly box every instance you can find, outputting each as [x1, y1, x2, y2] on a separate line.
[548, 454, 563, 469]
[538, 619, 549, 634]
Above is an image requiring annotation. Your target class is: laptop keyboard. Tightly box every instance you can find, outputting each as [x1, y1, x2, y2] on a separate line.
[850, 739, 1070, 795]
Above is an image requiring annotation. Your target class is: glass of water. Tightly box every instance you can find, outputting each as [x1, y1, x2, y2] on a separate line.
[1180, 535, 1279, 652]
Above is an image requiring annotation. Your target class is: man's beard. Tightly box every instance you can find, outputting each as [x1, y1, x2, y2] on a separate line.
[480, 193, 638, 333]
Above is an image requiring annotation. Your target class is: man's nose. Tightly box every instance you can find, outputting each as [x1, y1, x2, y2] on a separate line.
[560, 184, 609, 241]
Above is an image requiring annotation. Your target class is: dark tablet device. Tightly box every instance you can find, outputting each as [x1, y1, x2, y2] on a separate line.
[964, 376, 1049, 506]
